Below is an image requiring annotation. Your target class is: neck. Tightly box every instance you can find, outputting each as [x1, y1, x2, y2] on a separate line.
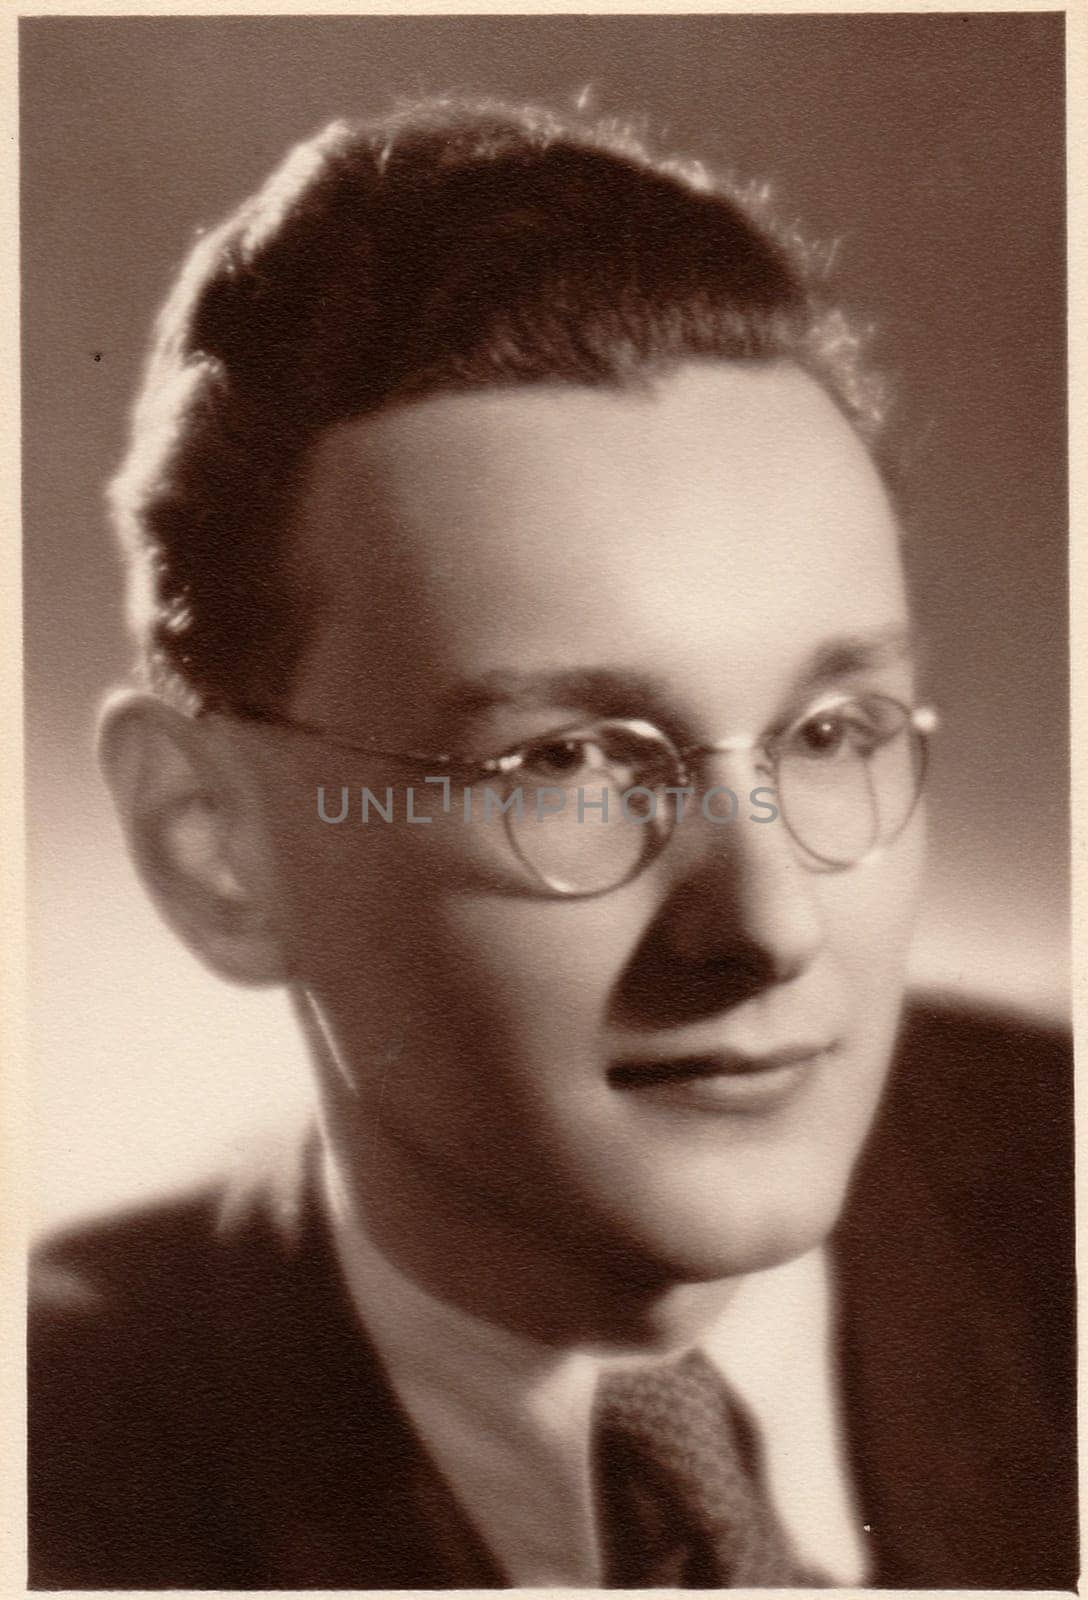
[320, 1108, 738, 1355]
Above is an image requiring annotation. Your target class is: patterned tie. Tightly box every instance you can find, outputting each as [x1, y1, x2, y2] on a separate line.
[592, 1348, 818, 1587]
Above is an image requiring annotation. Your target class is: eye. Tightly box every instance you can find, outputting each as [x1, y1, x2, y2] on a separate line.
[508, 721, 672, 790]
[794, 712, 848, 758]
[787, 697, 903, 762]
[520, 735, 600, 782]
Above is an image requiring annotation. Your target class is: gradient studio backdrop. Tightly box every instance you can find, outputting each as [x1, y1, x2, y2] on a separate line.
[23, 14, 1068, 1232]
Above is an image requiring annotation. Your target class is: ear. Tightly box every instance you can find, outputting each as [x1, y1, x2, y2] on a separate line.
[97, 690, 289, 985]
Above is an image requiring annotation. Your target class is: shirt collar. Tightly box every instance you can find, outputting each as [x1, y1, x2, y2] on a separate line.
[321, 1147, 864, 1585]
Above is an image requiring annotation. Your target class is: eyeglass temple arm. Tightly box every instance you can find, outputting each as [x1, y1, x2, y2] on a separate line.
[232, 701, 938, 768]
[225, 707, 457, 766]
[678, 705, 938, 759]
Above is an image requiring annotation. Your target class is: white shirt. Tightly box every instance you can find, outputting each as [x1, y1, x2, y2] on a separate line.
[323, 1158, 870, 1586]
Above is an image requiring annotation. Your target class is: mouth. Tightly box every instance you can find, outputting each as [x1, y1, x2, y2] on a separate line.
[606, 1043, 839, 1112]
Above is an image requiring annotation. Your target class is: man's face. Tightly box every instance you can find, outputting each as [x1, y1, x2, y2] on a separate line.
[263, 362, 923, 1298]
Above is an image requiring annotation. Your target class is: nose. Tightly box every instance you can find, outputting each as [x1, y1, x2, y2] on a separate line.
[663, 774, 825, 975]
[609, 756, 825, 1029]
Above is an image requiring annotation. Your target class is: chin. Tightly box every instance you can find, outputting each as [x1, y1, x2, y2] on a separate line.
[601, 1167, 856, 1289]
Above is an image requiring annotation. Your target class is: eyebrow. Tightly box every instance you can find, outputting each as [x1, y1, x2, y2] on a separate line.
[438, 627, 918, 734]
[437, 667, 678, 729]
[799, 626, 917, 694]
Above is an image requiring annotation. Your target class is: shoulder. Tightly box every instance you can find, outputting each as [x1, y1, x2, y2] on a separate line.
[837, 997, 1076, 1589]
[876, 993, 1072, 1221]
[848, 993, 1074, 1399]
[33, 1181, 231, 1333]
[30, 1183, 230, 1584]
[893, 991, 1071, 1111]
[27, 1134, 356, 1586]
[28, 1135, 474, 1589]
[30, 1132, 315, 1389]
[33, 1114, 319, 1301]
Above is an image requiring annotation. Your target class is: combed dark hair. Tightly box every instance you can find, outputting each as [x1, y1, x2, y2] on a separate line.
[110, 97, 886, 713]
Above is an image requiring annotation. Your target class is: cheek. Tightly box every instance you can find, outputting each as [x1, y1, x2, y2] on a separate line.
[273, 794, 649, 1077]
[268, 799, 450, 1035]
[440, 883, 654, 1046]
[823, 814, 926, 995]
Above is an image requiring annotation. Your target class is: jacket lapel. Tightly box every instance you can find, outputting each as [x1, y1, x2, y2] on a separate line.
[207, 1138, 506, 1588]
[835, 1100, 1072, 1589]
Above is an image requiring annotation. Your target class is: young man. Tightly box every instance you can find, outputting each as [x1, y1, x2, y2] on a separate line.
[29, 101, 1074, 1589]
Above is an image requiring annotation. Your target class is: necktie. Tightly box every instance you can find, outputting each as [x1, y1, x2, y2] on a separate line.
[592, 1347, 817, 1587]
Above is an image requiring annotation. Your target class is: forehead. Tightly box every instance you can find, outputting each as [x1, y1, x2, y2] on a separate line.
[290, 362, 908, 735]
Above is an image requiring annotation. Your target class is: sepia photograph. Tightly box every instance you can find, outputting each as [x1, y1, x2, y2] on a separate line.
[20, 8, 1074, 1591]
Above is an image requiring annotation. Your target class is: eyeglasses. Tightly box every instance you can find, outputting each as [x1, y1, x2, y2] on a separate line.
[230, 692, 936, 898]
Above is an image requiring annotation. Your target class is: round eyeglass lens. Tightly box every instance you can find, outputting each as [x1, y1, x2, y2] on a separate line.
[505, 720, 677, 895]
[776, 696, 925, 867]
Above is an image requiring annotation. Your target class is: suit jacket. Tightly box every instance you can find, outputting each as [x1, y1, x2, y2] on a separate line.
[28, 999, 1077, 1590]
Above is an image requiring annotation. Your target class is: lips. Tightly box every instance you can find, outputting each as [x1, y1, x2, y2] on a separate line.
[604, 1042, 839, 1114]
[607, 1043, 837, 1088]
